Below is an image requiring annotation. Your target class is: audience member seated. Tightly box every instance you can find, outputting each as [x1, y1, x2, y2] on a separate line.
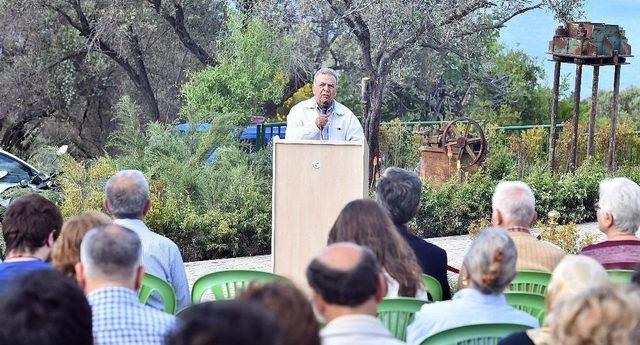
[52, 211, 112, 278]
[237, 281, 321, 345]
[498, 255, 610, 345]
[471, 181, 565, 277]
[0, 193, 62, 293]
[328, 199, 426, 299]
[165, 300, 282, 345]
[306, 242, 405, 345]
[0, 269, 93, 345]
[407, 228, 538, 345]
[104, 170, 190, 310]
[550, 284, 640, 345]
[376, 167, 451, 300]
[580, 177, 640, 269]
[76, 224, 176, 345]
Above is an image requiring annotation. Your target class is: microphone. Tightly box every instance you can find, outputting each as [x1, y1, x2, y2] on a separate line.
[320, 101, 330, 140]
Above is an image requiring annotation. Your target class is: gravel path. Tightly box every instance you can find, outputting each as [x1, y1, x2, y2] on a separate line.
[184, 223, 605, 288]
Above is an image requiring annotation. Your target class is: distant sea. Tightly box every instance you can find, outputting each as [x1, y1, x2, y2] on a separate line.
[499, 0, 639, 94]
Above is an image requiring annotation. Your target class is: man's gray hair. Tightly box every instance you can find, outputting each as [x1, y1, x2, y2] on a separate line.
[80, 224, 142, 283]
[463, 227, 517, 294]
[376, 167, 422, 225]
[105, 170, 149, 219]
[492, 181, 536, 227]
[313, 67, 339, 85]
[599, 177, 640, 234]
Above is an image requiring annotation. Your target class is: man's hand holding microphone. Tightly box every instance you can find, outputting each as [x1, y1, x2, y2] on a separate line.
[316, 101, 330, 139]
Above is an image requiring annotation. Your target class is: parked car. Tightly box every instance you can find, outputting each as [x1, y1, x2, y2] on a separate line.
[0, 147, 63, 207]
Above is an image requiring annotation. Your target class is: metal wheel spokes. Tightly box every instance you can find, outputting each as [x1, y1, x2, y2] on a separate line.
[440, 117, 487, 166]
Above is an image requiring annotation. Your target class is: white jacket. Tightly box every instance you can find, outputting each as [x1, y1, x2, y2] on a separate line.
[285, 98, 364, 141]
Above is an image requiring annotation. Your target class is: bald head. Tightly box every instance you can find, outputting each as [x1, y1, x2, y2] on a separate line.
[315, 242, 364, 271]
[306, 243, 380, 307]
[105, 170, 150, 219]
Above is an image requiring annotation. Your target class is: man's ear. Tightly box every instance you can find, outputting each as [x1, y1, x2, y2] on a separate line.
[491, 209, 503, 227]
[103, 200, 111, 214]
[142, 199, 151, 217]
[603, 211, 615, 229]
[133, 265, 145, 291]
[374, 273, 387, 302]
[46, 230, 55, 247]
[531, 211, 538, 227]
[311, 290, 327, 316]
[75, 262, 87, 291]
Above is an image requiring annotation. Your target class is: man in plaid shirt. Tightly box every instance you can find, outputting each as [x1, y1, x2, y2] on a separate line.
[76, 224, 176, 345]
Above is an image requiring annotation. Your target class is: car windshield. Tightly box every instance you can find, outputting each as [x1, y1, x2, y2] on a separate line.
[0, 154, 32, 183]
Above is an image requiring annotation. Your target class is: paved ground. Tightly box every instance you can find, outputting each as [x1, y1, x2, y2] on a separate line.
[184, 223, 605, 288]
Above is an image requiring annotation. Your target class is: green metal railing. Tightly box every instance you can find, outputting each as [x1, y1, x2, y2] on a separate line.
[254, 121, 570, 150]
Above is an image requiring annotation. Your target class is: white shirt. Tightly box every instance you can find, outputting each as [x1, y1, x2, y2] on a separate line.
[321, 314, 405, 345]
[114, 218, 190, 311]
[285, 98, 365, 141]
[406, 288, 539, 345]
[384, 271, 429, 300]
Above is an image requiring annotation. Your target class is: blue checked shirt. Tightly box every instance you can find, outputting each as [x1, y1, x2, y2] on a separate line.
[88, 287, 176, 345]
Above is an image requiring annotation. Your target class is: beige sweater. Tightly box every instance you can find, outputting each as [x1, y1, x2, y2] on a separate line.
[458, 231, 566, 288]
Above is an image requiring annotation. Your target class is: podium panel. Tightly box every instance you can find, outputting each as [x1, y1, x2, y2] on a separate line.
[272, 138, 368, 290]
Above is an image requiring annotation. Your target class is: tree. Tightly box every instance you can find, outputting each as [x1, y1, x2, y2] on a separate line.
[321, 0, 583, 173]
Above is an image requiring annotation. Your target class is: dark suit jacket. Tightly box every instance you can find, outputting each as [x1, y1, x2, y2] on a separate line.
[396, 224, 451, 300]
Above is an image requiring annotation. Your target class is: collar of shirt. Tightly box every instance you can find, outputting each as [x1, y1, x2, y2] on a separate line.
[88, 287, 140, 307]
[321, 314, 394, 338]
[453, 288, 507, 306]
[506, 226, 532, 235]
[114, 218, 150, 233]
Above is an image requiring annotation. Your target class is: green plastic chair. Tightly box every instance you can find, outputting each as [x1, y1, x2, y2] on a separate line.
[420, 323, 533, 345]
[138, 273, 176, 314]
[504, 292, 546, 325]
[377, 297, 429, 341]
[191, 270, 283, 303]
[506, 270, 551, 296]
[422, 274, 444, 302]
[607, 269, 633, 284]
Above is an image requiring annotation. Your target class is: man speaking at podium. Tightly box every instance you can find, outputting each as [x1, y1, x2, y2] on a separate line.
[285, 68, 364, 141]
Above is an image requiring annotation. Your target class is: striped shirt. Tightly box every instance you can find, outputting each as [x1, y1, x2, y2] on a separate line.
[580, 240, 640, 269]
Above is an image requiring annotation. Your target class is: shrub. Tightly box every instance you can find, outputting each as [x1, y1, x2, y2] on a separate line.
[379, 119, 421, 171]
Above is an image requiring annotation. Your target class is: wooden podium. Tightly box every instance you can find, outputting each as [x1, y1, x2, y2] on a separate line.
[272, 138, 369, 290]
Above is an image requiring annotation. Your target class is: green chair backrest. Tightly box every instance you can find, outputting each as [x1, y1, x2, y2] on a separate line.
[191, 270, 283, 303]
[377, 297, 429, 341]
[504, 292, 546, 325]
[422, 274, 444, 302]
[506, 270, 551, 296]
[139, 273, 176, 314]
[420, 323, 533, 345]
[607, 269, 633, 284]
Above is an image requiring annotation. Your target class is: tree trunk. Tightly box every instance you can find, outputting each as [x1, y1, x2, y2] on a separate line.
[363, 78, 385, 180]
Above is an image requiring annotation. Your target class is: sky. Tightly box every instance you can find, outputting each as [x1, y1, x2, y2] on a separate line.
[498, 0, 639, 94]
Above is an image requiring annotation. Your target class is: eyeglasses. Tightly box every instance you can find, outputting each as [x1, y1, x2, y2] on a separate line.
[593, 201, 600, 211]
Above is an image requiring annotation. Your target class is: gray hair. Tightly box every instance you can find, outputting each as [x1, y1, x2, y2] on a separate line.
[105, 170, 150, 219]
[80, 224, 142, 283]
[313, 67, 339, 86]
[598, 177, 640, 234]
[492, 181, 536, 226]
[463, 227, 517, 294]
[376, 167, 422, 224]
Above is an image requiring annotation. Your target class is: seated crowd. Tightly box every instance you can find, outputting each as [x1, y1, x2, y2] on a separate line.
[0, 168, 639, 345]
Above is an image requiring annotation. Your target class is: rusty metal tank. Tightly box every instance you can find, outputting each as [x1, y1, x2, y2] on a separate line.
[548, 22, 632, 64]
